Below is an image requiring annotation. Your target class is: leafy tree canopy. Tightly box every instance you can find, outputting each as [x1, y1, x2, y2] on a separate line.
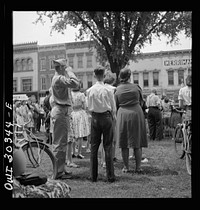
[35, 11, 191, 78]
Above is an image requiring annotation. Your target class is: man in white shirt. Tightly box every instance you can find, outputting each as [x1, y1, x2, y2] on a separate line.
[178, 75, 192, 121]
[146, 88, 162, 141]
[86, 66, 116, 182]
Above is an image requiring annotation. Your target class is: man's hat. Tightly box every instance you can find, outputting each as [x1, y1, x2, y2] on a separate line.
[53, 59, 67, 67]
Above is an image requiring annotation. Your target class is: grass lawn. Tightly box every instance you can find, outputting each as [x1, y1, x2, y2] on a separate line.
[60, 139, 191, 198]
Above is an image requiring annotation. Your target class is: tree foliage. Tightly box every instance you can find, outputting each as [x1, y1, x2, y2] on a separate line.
[35, 11, 191, 78]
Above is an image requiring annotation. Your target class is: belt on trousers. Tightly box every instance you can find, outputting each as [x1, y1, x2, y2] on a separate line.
[92, 110, 111, 115]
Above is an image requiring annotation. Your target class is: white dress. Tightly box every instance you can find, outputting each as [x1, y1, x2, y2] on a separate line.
[71, 91, 90, 139]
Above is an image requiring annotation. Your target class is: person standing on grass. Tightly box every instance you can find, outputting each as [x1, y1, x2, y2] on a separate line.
[178, 75, 192, 120]
[69, 81, 90, 166]
[114, 68, 148, 173]
[146, 88, 163, 141]
[43, 90, 52, 144]
[50, 59, 79, 180]
[99, 71, 118, 168]
[86, 66, 116, 182]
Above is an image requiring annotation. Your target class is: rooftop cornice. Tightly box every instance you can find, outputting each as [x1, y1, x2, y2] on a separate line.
[13, 41, 38, 52]
[138, 49, 191, 58]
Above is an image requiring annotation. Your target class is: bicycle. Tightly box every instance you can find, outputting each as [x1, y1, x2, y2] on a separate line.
[14, 120, 58, 179]
[173, 108, 192, 175]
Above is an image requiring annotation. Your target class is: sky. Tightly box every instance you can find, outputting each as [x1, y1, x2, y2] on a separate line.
[13, 11, 192, 53]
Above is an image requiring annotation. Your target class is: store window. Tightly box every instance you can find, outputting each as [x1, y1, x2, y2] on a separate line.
[22, 78, 32, 92]
[133, 73, 139, 84]
[168, 71, 174, 85]
[153, 72, 159, 86]
[143, 72, 149, 87]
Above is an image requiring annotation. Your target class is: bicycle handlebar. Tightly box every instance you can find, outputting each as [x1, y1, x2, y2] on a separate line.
[14, 119, 32, 129]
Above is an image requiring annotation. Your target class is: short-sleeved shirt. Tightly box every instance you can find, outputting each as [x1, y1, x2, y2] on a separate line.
[178, 86, 191, 106]
[146, 93, 161, 108]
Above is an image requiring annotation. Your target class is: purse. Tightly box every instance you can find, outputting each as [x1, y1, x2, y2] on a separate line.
[16, 171, 47, 186]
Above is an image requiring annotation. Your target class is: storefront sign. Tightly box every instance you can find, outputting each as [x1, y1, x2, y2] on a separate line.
[163, 58, 191, 67]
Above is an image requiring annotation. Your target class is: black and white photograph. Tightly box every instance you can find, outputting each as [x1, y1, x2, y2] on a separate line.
[6, 11, 193, 198]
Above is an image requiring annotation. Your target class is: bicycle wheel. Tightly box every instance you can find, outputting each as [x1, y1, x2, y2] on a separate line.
[185, 133, 192, 175]
[22, 142, 58, 179]
[174, 125, 185, 159]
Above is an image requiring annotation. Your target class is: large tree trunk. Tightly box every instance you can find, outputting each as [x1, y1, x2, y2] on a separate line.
[109, 60, 126, 86]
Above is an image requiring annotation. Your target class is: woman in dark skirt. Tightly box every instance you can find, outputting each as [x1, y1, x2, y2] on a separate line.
[114, 68, 148, 173]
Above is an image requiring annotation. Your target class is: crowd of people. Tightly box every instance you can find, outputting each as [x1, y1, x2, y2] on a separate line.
[13, 58, 192, 185]
[13, 96, 45, 134]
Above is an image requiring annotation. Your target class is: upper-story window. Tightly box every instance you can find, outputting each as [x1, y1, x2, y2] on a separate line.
[22, 78, 32, 92]
[41, 76, 47, 90]
[87, 73, 93, 88]
[178, 69, 184, 85]
[15, 59, 21, 71]
[153, 72, 159, 86]
[68, 55, 74, 68]
[13, 79, 17, 92]
[77, 54, 83, 68]
[143, 72, 149, 87]
[133, 73, 139, 85]
[40, 58, 46, 71]
[168, 70, 174, 85]
[14, 58, 33, 72]
[57, 54, 65, 59]
[27, 58, 33, 70]
[49, 56, 55, 70]
[86, 54, 93, 68]
[21, 59, 27, 71]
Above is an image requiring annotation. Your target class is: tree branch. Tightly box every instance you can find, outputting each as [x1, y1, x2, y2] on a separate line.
[72, 11, 103, 44]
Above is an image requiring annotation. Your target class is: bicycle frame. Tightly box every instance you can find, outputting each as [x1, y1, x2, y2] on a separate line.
[14, 123, 52, 167]
[181, 120, 191, 154]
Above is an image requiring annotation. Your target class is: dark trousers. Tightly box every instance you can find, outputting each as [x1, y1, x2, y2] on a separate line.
[147, 107, 162, 140]
[90, 111, 115, 181]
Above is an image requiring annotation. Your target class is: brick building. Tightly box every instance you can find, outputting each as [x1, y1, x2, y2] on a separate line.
[128, 49, 191, 98]
[13, 40, 191, 102]
[38, 43, 66, 97]
[13, 42, 39, 99]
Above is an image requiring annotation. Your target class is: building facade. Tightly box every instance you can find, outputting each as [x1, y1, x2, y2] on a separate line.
[65, 41, 98, 90]
[13, 40, 191, 102]
[128, 49, 191, 97]
[13, 42, 38, 99]
[38, 43, 67, 97]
